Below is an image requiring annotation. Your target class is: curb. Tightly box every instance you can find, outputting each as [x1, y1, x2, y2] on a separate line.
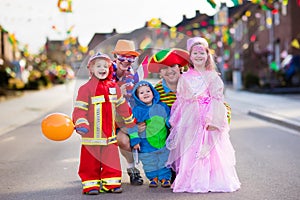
[248, 109, 300, 132]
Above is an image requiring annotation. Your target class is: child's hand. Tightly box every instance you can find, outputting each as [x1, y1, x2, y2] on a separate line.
[137, 122, 146, 133]
[133, 144, 140, 151]
[120, 84, 127, 96]
[206, 125, 218, 131]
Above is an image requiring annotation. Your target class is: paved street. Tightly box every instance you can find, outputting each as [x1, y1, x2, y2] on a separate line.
[0, 79, 300, 200]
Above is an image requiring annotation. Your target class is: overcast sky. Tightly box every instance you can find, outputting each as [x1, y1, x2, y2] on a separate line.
[0, 0, 234, 53]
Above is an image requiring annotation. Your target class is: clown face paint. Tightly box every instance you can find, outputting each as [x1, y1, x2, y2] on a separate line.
[190, 45, 208, 69]
[90, 59, 110, 80]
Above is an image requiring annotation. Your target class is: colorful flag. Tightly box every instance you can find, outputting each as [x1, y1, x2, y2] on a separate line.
[147, 18, 161, 28]
[206, 0, 217, 8]
[8, 33, 16, 45]
[136, 55, 149, 79]
[270, 61, 279, 72]
[231, 0, 243, 6]
[291, 39, 300, 49]
[139, 37, 152, 50]
[57, 0, 72, 13]
[66, 25, 75, 35]
[282, 0, 288, 6]
[142, 56, 149, 79]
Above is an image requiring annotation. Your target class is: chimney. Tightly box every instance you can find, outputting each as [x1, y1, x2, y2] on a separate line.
[195, 10, 200, 17]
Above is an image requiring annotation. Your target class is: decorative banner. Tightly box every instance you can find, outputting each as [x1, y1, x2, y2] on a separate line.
[79, 45, 88, 53]
[251, 0, 276, 10]
[170, 27, 177, 39]
[207, 0, 217, 8]
[250, 34, 257, 42]
[57, 0, 72, 13]
[251, 0, 260, 4]
[147, 18, 161, 28]
[66, 25, 75, 35]
[140, 37, 152, 50]
[8, 33, 17, 45]
[231, 0, 243, 6]
[224, 49, 230, 60]
[200, 20, 208, 27]
[291, 39, 300, 49]
[270, 61, 279, 71]
[23, 44, 30, 57]
[223, 28, 233, 45]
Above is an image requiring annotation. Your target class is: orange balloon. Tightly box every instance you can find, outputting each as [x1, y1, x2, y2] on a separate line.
[41, 113, 74, 141]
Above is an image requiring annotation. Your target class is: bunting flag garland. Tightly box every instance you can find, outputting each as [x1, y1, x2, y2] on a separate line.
[140, 37, 152, 50]
[57, 0, 72, 13]
[66, 25, 75, 35]
[79, 45, 88, 53]
[207, 0, 217, 8]
[147, 18, 161, 28]
[223, 28, 233, 45]
[270, 61, 279, 71]
[8, 33, 17, 46]
[251, 0, 277, 10]
[231, 0, 243, 6]
[23, 44, 30, 57]
[291, 39, 300, 49]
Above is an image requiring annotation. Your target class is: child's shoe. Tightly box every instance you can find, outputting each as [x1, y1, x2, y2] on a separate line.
[85, 189, 100, 195]
[149, 177, 158, 187]
[111, 187, 123, 193]
[161, 179, 171, 188]
[127, 167, 143, 185]
[100, 187, 123, 193]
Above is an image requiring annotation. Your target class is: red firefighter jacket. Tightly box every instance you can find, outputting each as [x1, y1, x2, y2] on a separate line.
[72, 76, 136, 145]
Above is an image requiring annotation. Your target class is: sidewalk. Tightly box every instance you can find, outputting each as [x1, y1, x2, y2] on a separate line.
[225, 86, 300, 132]
[0, 81, 75, 136]
[0, 79, 299, 137]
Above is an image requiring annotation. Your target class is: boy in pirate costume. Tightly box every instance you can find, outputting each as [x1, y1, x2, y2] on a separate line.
[72, 52, 138, 195]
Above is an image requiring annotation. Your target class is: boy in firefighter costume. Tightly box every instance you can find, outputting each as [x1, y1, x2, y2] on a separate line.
[129, 80, 172, 188]
[72, 52, 138, 195]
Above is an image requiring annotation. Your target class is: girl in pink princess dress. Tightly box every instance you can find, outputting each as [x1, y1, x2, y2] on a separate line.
[166, 37, 241, 193]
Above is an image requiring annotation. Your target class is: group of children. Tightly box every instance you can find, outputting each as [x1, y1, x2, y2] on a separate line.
[72, 38, 241, 195]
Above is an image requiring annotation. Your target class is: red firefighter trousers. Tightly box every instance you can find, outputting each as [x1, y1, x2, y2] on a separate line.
[78, 144, 122, 193]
